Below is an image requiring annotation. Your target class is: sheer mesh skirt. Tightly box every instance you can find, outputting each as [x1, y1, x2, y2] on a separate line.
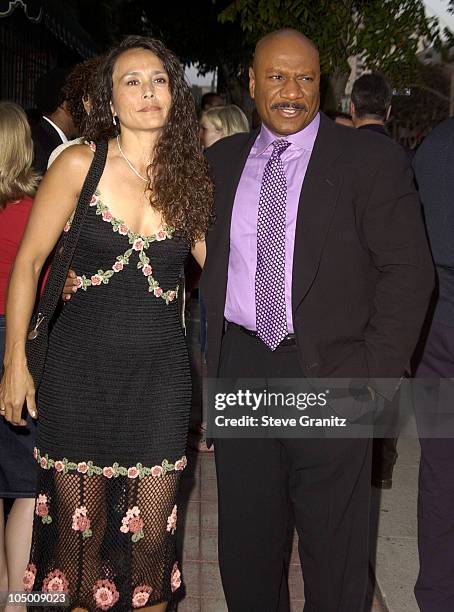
[25, 452, 186, 611]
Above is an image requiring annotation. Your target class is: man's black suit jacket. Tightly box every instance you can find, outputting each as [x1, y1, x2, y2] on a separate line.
[201, 113, 434, 400]
[32, 118, 64, 174]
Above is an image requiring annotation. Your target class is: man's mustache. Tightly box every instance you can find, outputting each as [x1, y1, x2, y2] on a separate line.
[271, 102, 308, 111]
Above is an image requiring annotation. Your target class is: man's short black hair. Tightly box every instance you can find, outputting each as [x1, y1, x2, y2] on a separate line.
[351, 73, 392, 121]
[34, 68, 69, 115]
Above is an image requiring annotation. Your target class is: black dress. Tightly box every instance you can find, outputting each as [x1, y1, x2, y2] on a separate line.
[25, 188, 191, 610]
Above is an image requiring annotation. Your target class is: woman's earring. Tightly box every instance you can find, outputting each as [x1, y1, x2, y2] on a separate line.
[112, 115, 117, 126]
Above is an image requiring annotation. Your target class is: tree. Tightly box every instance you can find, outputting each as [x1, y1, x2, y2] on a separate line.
[219, 0, 442, 109]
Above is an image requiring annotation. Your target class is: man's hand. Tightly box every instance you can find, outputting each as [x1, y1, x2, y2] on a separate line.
[63, 269, 78, 301]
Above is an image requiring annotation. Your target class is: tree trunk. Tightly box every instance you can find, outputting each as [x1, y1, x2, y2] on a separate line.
[322, 69, 350, 112]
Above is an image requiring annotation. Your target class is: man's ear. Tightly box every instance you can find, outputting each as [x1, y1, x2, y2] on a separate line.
[249, 66, 255, 100]
[61, 100, 72, 116]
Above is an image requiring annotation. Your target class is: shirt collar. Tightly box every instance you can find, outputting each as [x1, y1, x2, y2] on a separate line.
[43, 116, 68, 144]
[254, 112, 320, 156]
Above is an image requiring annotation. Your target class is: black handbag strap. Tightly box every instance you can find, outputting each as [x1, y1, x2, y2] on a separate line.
[37, 140, 108, 321]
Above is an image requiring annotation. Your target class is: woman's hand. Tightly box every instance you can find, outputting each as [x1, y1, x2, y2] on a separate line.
[0, 361, 38, 426]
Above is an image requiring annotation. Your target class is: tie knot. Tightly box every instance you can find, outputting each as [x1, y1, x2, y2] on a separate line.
[272, 139, 290, 157]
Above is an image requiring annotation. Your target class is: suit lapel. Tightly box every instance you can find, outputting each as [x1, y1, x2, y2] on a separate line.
[292, 113, 344, 312]
[205, 130, 259, 291]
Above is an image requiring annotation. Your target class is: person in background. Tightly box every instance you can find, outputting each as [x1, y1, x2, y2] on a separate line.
[326, 110, 354, 128]
[0, 101, 40, 610]
[351, 72, 400, 490]
[31, 68, 76, 173]
[200, 91, 223, 111]
[412, 117, 454, 612]
[193, 104, 250, 452]
[48, 56, 104, 167]
[200, 104, 249, 149]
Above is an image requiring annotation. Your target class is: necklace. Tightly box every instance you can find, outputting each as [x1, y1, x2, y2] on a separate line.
[116, 135, 148, 182]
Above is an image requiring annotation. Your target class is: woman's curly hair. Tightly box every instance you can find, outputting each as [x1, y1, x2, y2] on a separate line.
[85, 35, 213, 244]
[62, 56, 105, 133]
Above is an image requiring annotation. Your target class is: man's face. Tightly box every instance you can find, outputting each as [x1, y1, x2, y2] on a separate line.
[249, 35, 320, 136]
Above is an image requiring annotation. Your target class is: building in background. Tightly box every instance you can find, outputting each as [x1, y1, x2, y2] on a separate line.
[0, 0, 96, 109]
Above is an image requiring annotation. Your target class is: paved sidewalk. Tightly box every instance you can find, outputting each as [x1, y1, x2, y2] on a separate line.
[370, 438, 421, 612]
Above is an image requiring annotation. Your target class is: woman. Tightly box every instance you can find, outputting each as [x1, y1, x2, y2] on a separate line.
[0, 36, 211, 611]
[200, 104, 249, 149]
[0, 101, 40, 610]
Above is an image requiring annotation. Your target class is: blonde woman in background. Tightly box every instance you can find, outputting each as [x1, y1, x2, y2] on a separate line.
[0, 101, 39, 610]
[200, 104, 249, 149]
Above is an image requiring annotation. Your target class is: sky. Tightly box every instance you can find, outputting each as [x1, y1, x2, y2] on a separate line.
[185, 1, 454, 86]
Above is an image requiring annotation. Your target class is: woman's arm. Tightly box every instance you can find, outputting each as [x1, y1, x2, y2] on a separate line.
[191, 239, 206, 269]
[0, 145, 92, 425]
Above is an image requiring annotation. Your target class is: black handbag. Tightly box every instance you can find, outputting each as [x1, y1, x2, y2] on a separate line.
[26, 140, 108, 389]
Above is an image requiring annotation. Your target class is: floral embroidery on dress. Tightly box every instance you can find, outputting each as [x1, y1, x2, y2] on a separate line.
[35, 494, 52, 524]
[42, 569, 69, 592]
[73, 191, 179, 304]
[132, 585, 153, 608]
[170, 562, 181, 593]
[166, 505, 177, 534]
[23, 563, 37, 592]
[120, 506, 144, 542]
[93, 579, 120, 610]
[72, 506, 92, 538]
[34, 447, 187, 479]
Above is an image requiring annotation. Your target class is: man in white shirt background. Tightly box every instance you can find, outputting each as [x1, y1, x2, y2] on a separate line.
[31, 68, 76, 174]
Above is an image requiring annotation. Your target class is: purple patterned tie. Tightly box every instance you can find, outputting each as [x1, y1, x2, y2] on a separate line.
[255, 139, 290, 350]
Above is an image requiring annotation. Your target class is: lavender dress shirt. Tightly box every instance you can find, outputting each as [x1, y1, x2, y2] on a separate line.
[224, 113, 320, 332]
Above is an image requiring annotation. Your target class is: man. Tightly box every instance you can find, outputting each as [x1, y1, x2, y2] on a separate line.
[350, 72, 392, 133]
[412, 118, 454, 612]
[201, 29, 433, 611]
[32, 68, 75, 173]
[351, 72, 400, 489]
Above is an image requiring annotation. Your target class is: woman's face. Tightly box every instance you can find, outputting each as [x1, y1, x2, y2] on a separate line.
[110, 47, 172, 135]
[200, 115, 224, 148]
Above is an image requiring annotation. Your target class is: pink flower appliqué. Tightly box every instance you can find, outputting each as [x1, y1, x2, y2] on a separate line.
[33, 447, 38, 460]
[166, 505, 177, 534]
[102, 466, 114, 478]
[72, 506, 92, 538]
[170, 562, 181, 592]
[93, 579, 119, 611]
[23, 563, 37, 592]
[174, 456, 187, 471]
[132, 585, 153, 608]
[63, 221, 71, 233]
[36, 494, 52, 524]
[151, 465, 163, 477]
[112, 261, 124, 272]
[54, 460, 64, 472]
[118, 223, 128, 236]
[42, 569, 69, 593]
[102, 210, 113, 222]
[133, 239, 144, 251]
[142, 264, 152, 277]
[155, 230, 166, 241]
[91, 274, 102, 286]
[153, 287, 163, 298]
[90, 194, 98, 206]
[40, 457, 48, 469]
[76, 276, 83, 289]
[167, 291, 176, 302]
[77, 461, 88, 474]
[120, 506, 144, 542]
[127, 466, 139, 479]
